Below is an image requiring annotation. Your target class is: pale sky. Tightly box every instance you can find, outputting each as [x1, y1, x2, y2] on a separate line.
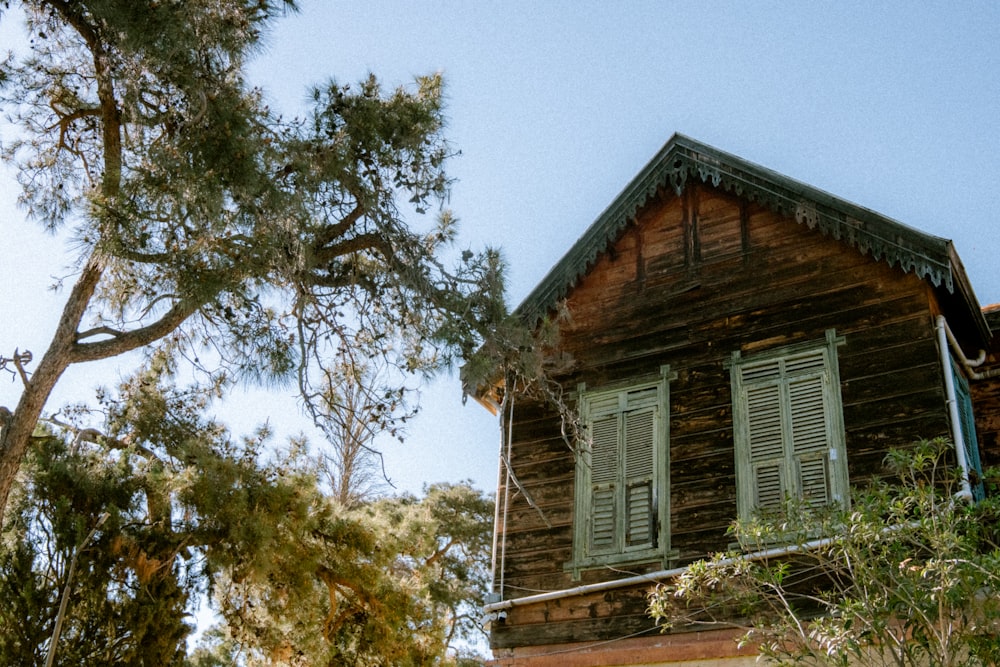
[2, 2, 999, 495]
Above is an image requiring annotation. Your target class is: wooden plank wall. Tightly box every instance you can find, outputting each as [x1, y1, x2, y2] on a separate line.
[972, 308, 1000, 470]
[492, 183, 953, 650]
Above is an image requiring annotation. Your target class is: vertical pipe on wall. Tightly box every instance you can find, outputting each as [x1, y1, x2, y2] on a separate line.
[499, 389, 515, 598]
[488, 391, 505, 596]
[488, 380, 515, 600]
[935, 315, 974, 502]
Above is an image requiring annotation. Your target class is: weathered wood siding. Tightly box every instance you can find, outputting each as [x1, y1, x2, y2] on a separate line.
[972, 308, 1000, 469]
[492, 183, 956, 650]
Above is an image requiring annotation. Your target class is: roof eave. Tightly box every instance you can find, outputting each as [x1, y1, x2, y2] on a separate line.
[517, 134, 966, 327]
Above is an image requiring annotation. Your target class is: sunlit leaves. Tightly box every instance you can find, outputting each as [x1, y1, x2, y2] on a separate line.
[0, 0, 509, 531]
[650, 439, 1000, 666]
[2, 361, 492, 665]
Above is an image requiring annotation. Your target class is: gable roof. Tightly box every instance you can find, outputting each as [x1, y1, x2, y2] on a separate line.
[517, 134, 985, 340]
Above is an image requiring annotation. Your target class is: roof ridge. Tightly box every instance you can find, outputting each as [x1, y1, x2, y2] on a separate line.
[517, 135, 960, 325]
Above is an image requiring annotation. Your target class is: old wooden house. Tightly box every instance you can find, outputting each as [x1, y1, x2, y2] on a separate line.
[479, 135, 1000, 667]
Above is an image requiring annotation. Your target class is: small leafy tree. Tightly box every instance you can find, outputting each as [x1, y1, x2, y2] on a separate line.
[0, 361, 493, 665]
[206, 482, 493, 666]
[649, 438, 1000, 667]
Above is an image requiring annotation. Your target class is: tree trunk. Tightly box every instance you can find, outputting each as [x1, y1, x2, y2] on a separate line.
[0, 258, 103, 526]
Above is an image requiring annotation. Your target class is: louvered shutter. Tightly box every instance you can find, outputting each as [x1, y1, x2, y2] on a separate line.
[624, 407, 655, 547]
[951, 359, 985, 501]
[589, 414, 619, 552]
[738, 349, 839, 515]
[745, 381, 785, 511]
[788, 373, 831, 507]
[576, 377, 668, 565]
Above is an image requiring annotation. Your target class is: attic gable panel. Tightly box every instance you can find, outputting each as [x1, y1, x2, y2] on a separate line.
[517, 135, 958, 325]
[555, 188, 933, 371]
[697, 188, 745, 259]
[563, 226, 643, 325]
[635, 194, 686, 275]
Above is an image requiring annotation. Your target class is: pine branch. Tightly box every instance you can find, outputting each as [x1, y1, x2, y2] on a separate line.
[312, 204, 365, 249]
[70, 297, 202, 363]
[311, 231, 389, 266]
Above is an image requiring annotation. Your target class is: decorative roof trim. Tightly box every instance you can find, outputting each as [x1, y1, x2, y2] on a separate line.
[517, 134, 960, 324]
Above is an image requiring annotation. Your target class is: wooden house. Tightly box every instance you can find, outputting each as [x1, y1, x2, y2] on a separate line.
[479, 135, 1000, 667]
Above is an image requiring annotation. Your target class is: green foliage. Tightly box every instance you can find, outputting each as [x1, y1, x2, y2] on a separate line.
[205, 481, 493, 666]
[649, 438, 1000, 667]
[0, 364, 492, 665]
[0, 4, 502, 661]
[0, 0, 508, 526]
[0, 0, 502, 374]
[1, 436, 191, 665]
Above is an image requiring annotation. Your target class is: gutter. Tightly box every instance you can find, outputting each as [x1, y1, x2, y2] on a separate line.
[484, 519, 926, 617]
[483, 535, 839, 615]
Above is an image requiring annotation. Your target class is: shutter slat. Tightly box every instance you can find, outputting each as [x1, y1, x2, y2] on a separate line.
[624, 407, 655, 548]
[797, 454, 830, 506]
[625, 386, 659, 409]
[590, 415, 618, 484]
[626, 481, 653, 546]
[788, 371, 832, 507]
[624, 409, 655, 480]
[590, 486, 616, 550]
[747, 384, 783, 461]
[754, 462, 783, 510]
[741, 360, 782, 383]
[590, 411, 619, 553]
[789, 376, 827, 455]
[784, 351, 826, 375]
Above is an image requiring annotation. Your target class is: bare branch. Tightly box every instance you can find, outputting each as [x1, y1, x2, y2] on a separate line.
[313, 204, 365, 249]
[1, 349, 34, 388]
[311, 231, 389, 266]
[42, 415, 161, 463]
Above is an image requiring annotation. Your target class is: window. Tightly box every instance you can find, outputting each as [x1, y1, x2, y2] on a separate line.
[730, 330, 848, 520]
[571, 367, 672, 573]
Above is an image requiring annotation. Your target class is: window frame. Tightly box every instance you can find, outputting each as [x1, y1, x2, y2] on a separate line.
[730, 330, 849, 521]
[570, 366, 674, 576]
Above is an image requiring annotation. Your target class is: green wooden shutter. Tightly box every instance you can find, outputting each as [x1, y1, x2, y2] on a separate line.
[624, 407, 655, 547]
[740, 349, 837, 514]
[589, 414, 619, 552]
[951, 359, 985, 501]
[745, 379, 785, 511]
[576, 375, 669, 567]
[788, 373, 831, 507]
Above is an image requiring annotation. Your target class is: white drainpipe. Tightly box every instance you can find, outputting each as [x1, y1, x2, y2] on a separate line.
[488, 396, 505, 596]
[483, 520, 923, 617]
[483, 534, 843, 615]
[935, 315, 974, 502]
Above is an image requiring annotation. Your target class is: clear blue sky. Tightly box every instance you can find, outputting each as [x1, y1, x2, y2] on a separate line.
[2, 2, 999, 494]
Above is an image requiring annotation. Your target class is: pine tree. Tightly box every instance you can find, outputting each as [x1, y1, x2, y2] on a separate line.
[0, 0, 505, 526]
[1, 360, 493, 665]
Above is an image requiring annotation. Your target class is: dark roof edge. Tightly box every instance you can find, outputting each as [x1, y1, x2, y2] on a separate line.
[516, 134, 985, 338]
